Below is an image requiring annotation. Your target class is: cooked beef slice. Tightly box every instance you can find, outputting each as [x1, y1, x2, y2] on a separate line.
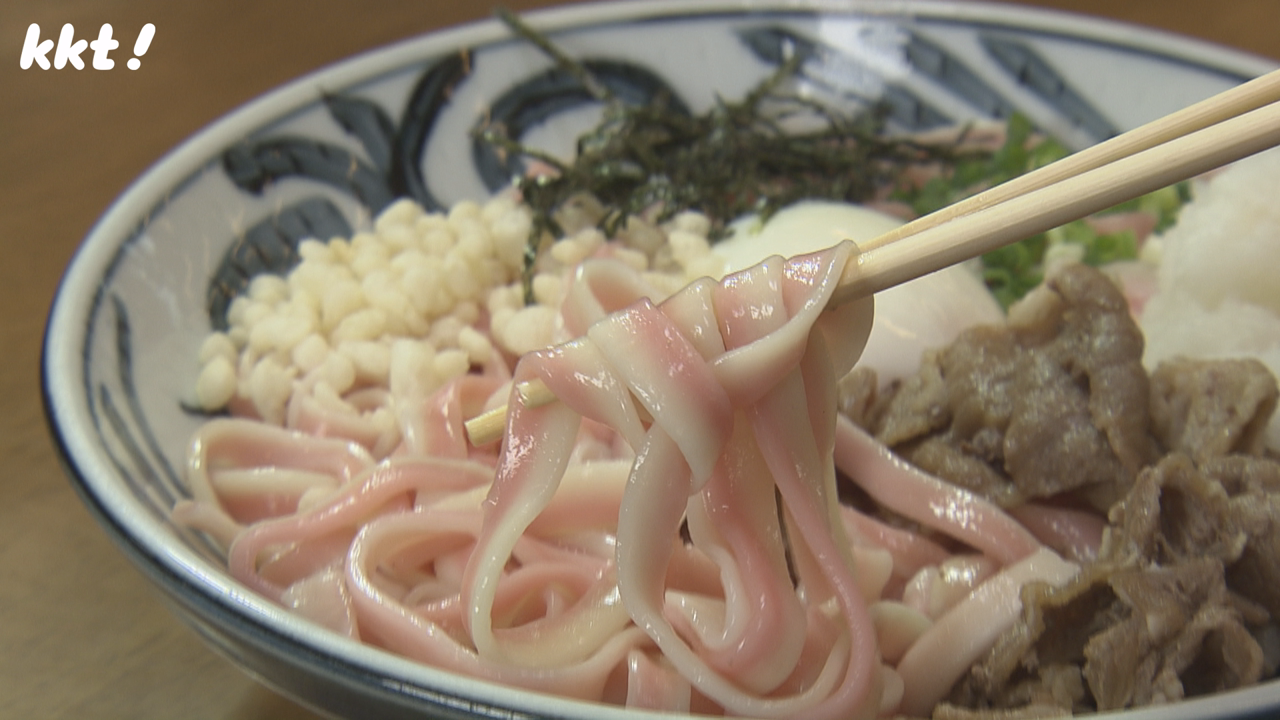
[1150, 358, 1279, 461]
[947, 564, 1118, 715]
[900, 434, 1016, 505]
[1083, 559, 1264, 709]
[1201, 456, 1280, 616]
[1104, 454, 1258, 567]
[945, 452, 1280, 717]
[1002, 351, 1133, 506]
[835, 366, 888, 431]
[1199, 458, 1280, 619]
[1101, 454, 1280, 681]
[931, 701, 1073, 719]
[1224, 503, 1280, 619]
[839, 266, 1280, 712]
[873, 264, 1157, 509]
[948, 558, 1265, 715]
[1199, 454, 1280, 618]
[832, 265, 1280, 717]
[1200, 454, 1280, 494]
[1104, 452, 1280, 619]
[1027, 261, 1156, 478]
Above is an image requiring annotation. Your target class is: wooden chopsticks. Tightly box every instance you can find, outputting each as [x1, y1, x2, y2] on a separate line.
[465, 68, 1280, 447]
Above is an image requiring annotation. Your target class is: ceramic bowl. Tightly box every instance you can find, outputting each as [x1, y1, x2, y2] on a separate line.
[42, 1, 1280, 718]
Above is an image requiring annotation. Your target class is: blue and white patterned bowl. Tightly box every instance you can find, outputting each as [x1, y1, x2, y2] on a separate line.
[41, 1, 1280, 718]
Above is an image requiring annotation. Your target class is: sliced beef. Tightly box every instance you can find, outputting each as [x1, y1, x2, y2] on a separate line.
[899, 433, 1016, 505]
[931, 701, 1073, 719]
[832, 265, 1280, 718]
[1201, 457, 1280, 619]
[1104, 452, 1280, 622]
[1200, 454, 1280, 494]
[873, 264, 1157, 510]
[835, 366, 888, 431]
[1026, 261, 1156, 480]
[1150, 357, 1278, 461]
[948, 558, 1265, 715]
[947, 563, 1116, 715]
[947, 454, 1280, 717]
[1083, 559, 1264, 709]
[1104, 454, 1258, 567]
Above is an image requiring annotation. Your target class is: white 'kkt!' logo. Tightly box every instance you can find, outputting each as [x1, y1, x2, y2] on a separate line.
[20, 23, 155, 70]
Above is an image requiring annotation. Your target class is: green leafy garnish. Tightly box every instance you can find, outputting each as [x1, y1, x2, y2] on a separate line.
[899, 113, 1071, 218]
[896, 113, 1190, 308]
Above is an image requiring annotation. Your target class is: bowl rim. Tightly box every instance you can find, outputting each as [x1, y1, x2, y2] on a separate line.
[40, 1, 1280, 719]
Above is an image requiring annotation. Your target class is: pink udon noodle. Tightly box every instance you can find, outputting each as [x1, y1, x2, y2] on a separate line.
[175, 241, 1087, 718]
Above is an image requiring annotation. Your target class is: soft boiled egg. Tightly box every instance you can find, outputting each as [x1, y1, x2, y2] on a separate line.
[713, 200, 1005, 383]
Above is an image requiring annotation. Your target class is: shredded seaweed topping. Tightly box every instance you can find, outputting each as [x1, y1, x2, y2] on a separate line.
[481, 9, 1188, 307]
[481, 8, 987, 300]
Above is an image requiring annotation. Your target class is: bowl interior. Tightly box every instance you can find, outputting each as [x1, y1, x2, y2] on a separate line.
[42, 2, 1280, 719]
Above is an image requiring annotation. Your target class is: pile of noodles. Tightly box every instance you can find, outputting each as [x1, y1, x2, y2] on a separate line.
[176, 241, 1082, 719]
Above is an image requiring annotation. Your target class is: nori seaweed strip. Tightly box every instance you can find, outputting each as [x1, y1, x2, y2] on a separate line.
[482, 9, 976, 302]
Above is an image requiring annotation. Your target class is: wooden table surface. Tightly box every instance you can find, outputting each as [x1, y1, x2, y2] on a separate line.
[3, 1, 1278, 717]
